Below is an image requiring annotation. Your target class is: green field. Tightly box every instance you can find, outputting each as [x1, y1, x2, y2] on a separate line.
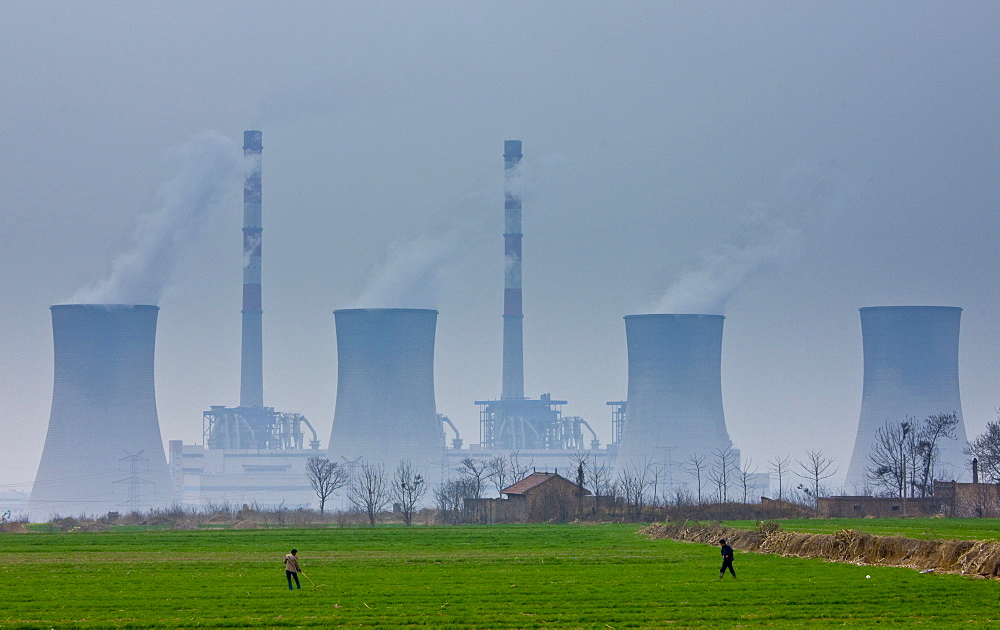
[1, 523, 998, 628]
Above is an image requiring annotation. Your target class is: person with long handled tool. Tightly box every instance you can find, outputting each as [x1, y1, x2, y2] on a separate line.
[284, 549, 302, 590]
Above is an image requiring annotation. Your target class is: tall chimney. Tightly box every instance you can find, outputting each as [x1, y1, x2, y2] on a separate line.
[502, 139, 524, 400]
[240, 130, 263, 407]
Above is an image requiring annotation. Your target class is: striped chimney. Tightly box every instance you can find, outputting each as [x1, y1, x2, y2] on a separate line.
[240, 130, 263, 407]
[502, 139, 524, 400]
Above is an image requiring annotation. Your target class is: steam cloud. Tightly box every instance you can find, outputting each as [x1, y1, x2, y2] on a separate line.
[68, 130, 242, 305]
[351, 231, 468, 309]
[653, 212, 802, 315]
[350, 156, 554, 310]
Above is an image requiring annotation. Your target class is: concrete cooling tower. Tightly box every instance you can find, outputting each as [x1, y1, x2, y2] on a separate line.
[844, 306, 970, 490]
[30, 305, 175, 517]
[328, 309, 444, 480]
[615, 314, 734, 478]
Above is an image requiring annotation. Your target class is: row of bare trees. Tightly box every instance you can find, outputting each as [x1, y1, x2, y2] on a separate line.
[434, 454, 535, 523]
[305, 457, 428, 526]
[864, 412, 959, 498]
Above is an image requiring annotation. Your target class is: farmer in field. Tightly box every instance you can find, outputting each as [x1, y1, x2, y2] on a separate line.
[719, 539, 736, 579]
[284, 549, 302, 590]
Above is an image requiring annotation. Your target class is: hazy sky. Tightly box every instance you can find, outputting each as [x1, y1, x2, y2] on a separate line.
[2, 2, 999, 493]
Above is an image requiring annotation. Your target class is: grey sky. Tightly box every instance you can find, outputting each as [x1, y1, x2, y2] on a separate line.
[2, 2, 998, 492]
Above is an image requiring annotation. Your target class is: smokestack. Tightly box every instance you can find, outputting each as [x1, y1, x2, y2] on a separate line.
[240, 130, 263, 407]
[328, 309, 444, 478]
[502, 139, 524, 400]
[844, 306, 970, 490]
[30, 305, 175, 517]
[615, 314, 734, 473]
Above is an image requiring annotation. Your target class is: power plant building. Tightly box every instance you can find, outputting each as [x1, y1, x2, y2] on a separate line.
[30, 304, 175, 517]
[844, 306, 970, 491]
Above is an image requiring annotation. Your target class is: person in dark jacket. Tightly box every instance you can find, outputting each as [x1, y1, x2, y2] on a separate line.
[719, 539, 736, 579]
[284, 549, 302, 590]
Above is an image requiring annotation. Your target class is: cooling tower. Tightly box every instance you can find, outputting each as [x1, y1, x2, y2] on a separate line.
[30, 305, 175, 517]
[844, 306, 969, 490]
[615, 314, 734, 475]
[502, 139, 524, 400]
[328, 309, 444, 478]
[240, 130, 264, 407]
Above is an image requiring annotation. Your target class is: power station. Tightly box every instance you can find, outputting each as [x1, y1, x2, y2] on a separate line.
[474, 140, 600, 457]
[844, 306, 970, 491]
[171, 131, 321, 510]
[26, 133, 978, 516]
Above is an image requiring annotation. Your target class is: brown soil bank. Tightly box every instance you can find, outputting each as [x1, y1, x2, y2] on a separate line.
[641, 521, 1000, 579]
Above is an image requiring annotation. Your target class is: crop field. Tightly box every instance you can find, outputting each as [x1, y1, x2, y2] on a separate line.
[1, 523, 998, 628]
[724, 517, 1000, 541]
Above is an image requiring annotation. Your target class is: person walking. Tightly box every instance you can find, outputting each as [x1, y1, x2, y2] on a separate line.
[719, 539, 736, 579]
[284, 549, 302, 590]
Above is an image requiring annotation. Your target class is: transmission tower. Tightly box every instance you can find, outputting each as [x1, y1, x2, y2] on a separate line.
[116, 450, 152, 513]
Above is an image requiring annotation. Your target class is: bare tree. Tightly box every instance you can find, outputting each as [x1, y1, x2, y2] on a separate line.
[967, 417, 1000, 483]
[768, 455, 791, 502]
[433, 478, 478, 524]
[458, 457, 490, 498]
[913, 412, 959, 497]
[708, 447, 737, 503]
[567, 451, 589, 508]
[305, 456, 350, 514]
[616, 460, 653, 519]
[347, 462, 390, 526]
[794, 450, 837, 512]
[583, 456, 612, 513]
[486, 455, 510, 496]
[866, 420, 914, 499]
[486, 451, 533, 496]
[508, 452, 533, 484]
[391, 460, 427, 526]
[738, 458, 758, 506]
[683, 453, 708, 505]
[767, 454, 792, 518]
[648, 460, 671, 507]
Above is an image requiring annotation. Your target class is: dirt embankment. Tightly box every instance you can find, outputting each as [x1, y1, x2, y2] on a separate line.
[641, 521, 1000, 579]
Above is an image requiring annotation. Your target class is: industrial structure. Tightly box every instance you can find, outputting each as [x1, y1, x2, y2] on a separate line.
[844, 306, 970, 491]
[328, 308, 445, 480]
[30, 304, 175, 516]
[473, 140, 600, 457]
[614, 314, 750, 495]
[241, 130, 264, 408]
[170, 131, 320, 509]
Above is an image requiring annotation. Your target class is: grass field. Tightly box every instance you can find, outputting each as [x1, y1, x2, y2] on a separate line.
[1, 523, 998, 628]
[724, 518, 1000, 541]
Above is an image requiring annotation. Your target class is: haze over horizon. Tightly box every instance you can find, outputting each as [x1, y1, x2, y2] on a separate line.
[2, 2, 999, 495]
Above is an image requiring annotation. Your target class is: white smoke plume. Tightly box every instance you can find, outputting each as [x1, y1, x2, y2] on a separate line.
[68, 130, 242, 305]
[653, 212, 802, 315]
[351, 231, 468, 310]
[348, 152, 557, 310]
